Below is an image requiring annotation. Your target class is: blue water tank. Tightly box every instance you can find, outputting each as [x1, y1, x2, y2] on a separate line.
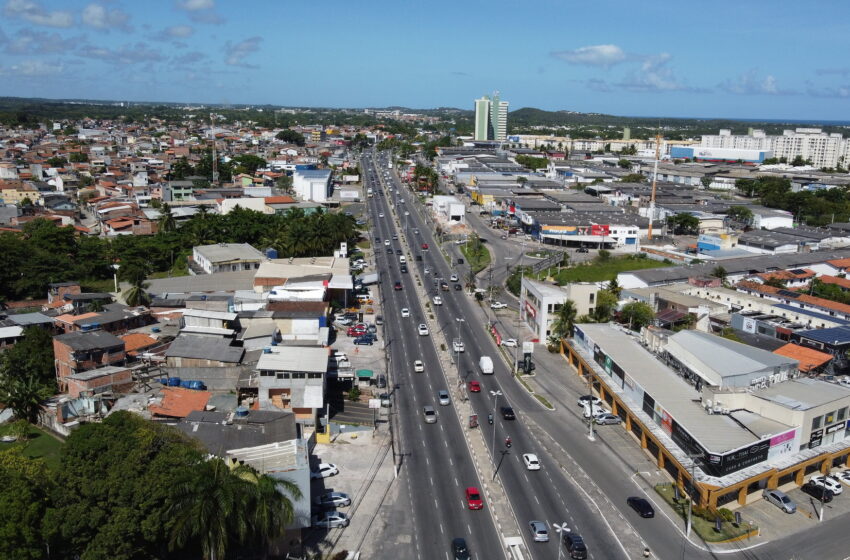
[263, 347, 272, 354]
[151, 327, 161, 333]
[167, 377, 182, 387]
[235, 406, 249, 418]
[186, 380, 207, 391]
[264, 247, 278, 259]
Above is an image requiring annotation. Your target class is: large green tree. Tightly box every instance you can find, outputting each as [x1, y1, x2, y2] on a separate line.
[275, 129, 306, 146]
[667, 213, 700, 235]
[619, 301, 655, 330]
[0, 326, 56, 423]
[0, 449, 53, 560]
[551, 299, 578, 339]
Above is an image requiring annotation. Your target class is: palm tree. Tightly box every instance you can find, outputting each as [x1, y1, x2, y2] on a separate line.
[123, 279, 151, 307]
[158, 203, 176, 234]
[0, 375, 53, 424]
[243, 471, 301, 547]
[551, 299, 578, 339]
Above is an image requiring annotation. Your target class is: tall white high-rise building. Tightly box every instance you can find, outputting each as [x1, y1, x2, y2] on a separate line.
[473, 92, 509, 141]
[700, 128, 848, 168]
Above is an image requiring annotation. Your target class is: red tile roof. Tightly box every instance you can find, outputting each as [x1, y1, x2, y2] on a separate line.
[773, 343, 832, 372]
[264, 196, 296, 204]
[149, 387, 211, 418]
[120, 333, 158, 354]
[819, 276, 850, 290]
[737, 281, 850, 315]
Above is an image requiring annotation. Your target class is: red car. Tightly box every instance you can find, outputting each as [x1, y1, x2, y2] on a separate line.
[468, 381, 481, 393]
[421, 243, 429, 250]
[465, 487, 484, 510]
[394, 281, 403, 291]
[347, 326, 366, 337]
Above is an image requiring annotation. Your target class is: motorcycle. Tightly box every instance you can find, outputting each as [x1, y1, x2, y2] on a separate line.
[505, 437, 512, 448]
[487, 414, 493, 425]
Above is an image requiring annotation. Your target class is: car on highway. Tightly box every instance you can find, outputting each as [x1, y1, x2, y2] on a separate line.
[811, 475, 843, 495]
[386, 247, 393, 254]
[438, 390, 451, 405]
[501, 406, 516, 420]
[626, 496, 655, 518]
[801, 481, 834, 503]
[453, 340, 465, 352]
[418, 324, 430, 336]
[313, 491, 351, 508]
[421, 243, 429, 250]
[563, 533, 588, 559]
[310, 463, 339, 479]
[411, 360, 425, 373]
[523, 453, 541, 471]
[404, 211, 410, 216]
[468, 380, 481, 392]
[450, 274, 458, 282]
[529, 520, 549, 542]
[451, 537, 470, 560]
[379, 213, 384, 218]
[433, 296, 443, 305]
[424, 267, 430, 274]
[400, 264, 408, 273]
[440, 281, 449, 291]
[401, 308, 410, 317]
[490, 301, 507, 309]
[396, 249, 403, 255]
[465, 487, 484, 510]
[413, 228, 419, 235]
[311, 511, 350, 528]
[384, 239, 390, 246]
[353, 336, 373, 346]
[454, 283, 462, 291]
[595, 413, 622, 425]
[392, 234, 397, 240]
[501, 338, 517, 347]
[393, 281, 403, 291]
[577, 395, 603, 408]
[423, 406, 437, 424]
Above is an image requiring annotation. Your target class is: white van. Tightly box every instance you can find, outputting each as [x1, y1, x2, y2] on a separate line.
[479, 356, 494, 375]
[399, 255, 406, 264]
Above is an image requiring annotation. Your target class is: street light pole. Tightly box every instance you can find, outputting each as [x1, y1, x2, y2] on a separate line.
[489, 390, 502, 467]
[515, 238, 526, 376]
[587, 372, 595, 442]
[553, 522, 570, 560]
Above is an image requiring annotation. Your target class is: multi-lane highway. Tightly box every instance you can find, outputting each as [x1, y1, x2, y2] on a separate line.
[362, 153, 506, 560]
[363, 150, 631, 560]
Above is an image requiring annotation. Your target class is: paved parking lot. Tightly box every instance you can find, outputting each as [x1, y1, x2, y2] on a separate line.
[304, 429, 396, 558]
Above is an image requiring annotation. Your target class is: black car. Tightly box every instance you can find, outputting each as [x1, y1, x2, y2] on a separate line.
[501, 406, 516, 420]
[577, 247, 589, 253]
[451, 537, 470, 560]
[386, 247, 393, 254]
[802, 482, 834, 503]
[400, 264, 408, 273]
[374, 237, 381, 243]
[563, 533, 588, 560]
[396, 249, 403, 255]
[627, 497, 655, 518]
[454, 283, 462, 291]
[353, 336, 373, 346]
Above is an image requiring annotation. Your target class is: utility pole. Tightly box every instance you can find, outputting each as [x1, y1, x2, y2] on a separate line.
[515, 238, 526, 375]
[647, 132, 661, 240]
[210, 112, 219, 185]
[489, 390, 502, 466]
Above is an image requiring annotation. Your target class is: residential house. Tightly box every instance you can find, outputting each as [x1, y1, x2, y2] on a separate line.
[253, 346, 328, 425]
[53, 330, 126, 388]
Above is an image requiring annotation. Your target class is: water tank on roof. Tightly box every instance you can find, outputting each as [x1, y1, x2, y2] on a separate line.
[151, 327, 161, 333]
[167, 377, 182, 387]
[263, 347, 272, 354]
[264, 247, 278, 259]
[235, 406, 249, 418]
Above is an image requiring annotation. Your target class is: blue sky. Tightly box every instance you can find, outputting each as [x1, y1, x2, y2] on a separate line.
[0, 0, 848, 120]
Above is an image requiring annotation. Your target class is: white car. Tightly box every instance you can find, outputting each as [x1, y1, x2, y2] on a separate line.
[836, 470, 850, 485]
[450, 274, 458, 282]
[523, 453, 541, 471]
[384, 240, 390, 246]
[433, 296, 443, 306]
[438, 390, 451, 405]
[378, 213, 384, 218]
[424, 267, 430, 274]
[404, 211, 410, 216]
[310, 463, 339, 479]
[453, 340, 465, 353]
[501, 338, 517, 348]
[418, 324, 430, 336]
[582, 403, 605, 419]
[311, 511, 350, 528]
[811, 475, 843, 495]
[401, 308, 410, 318]
[490, 302, 507, 309]
[413, 360, 424, 373]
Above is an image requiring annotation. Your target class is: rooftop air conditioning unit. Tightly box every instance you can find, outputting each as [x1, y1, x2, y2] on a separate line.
[722, 408, 730, 415]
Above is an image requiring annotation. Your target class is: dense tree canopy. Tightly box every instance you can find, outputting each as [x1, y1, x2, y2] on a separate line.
[0, 207, 359, 301]
[275, 129, 306, 146]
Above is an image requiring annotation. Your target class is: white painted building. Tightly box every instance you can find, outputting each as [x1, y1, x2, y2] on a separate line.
[701, 128, 849, 169]
[431, 195, 465, 223]
[293, 169, 332, 202]
[255, 346, 328, 422]
[520, 278, 599, 341]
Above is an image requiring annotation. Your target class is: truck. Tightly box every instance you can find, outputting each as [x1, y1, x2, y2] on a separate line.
[478, 356, 494, 375]
[360, 272, 380, 285]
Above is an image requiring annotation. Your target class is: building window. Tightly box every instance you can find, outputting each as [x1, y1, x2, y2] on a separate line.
[838, 407, 847, 422]
[589, 293, 595, 304]
[291, 372, 306, 379]
[812, 415, 823, 430]
[825, 410, 836, 425]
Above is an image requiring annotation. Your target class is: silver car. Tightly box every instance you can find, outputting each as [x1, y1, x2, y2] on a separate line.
[423, 406, 437, 424]
[313, 491, 351, 508]
[594, 413, 622, 425]
[529, 520, 549, 542]
[763, 489, 796, 513]
[438, 390, 451, 406]
[311, 511, 350, 528]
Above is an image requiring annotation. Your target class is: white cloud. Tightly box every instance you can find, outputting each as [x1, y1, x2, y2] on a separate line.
[224, 36, 262, 68]
[178, 0, 214, 9]
[176, 0, 223, 24]
[165, 25, 194, 38]
[551, 44, 626, 68]
[616, 53, 707, 93]
[0, 58, 64, 76]
[4, 0, 73, 28]
[77, 42, 164, 65]
[2, 28, 79, 54]
[719, 70, 796, 95]
[82, 3, 130, 30]
[808, 85, 850, 98]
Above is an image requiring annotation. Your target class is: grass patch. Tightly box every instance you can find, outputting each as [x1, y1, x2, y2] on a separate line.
[356, 239, 371, 249]
[533, 394, 554, 409]
[460, 243, 491, 274]
[550, 255, 672, 283]
[654, 483, 758, 543]
[0, 425, 64, 470]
